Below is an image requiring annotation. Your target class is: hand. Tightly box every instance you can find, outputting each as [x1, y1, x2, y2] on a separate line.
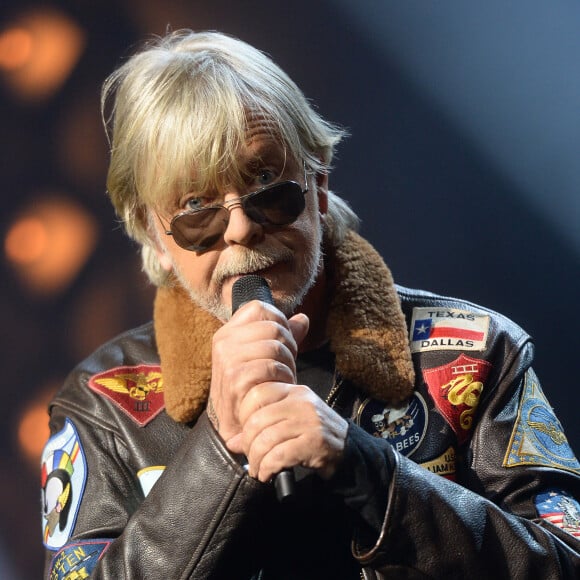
[227, 382, 349, 482]
[207, 299, 309, 444]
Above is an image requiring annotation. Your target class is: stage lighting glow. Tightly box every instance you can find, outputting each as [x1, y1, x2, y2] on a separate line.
[4, 196, 99, 296]
[17, 383, 58, 468]
[0, 8, 85, 102]
[4, 215, 48, 265]
[0, 27, 33, 70]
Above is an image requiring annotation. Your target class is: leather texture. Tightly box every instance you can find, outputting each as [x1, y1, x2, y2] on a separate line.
[42, 284, 580, 579]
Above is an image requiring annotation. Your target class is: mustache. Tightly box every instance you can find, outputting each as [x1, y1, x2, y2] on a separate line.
[211, 245, 294, 286]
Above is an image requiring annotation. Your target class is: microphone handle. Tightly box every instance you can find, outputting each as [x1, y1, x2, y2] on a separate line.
[232, 275, 296, 502]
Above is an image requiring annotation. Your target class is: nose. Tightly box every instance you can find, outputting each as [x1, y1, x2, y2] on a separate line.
[221, 194, 264, 248]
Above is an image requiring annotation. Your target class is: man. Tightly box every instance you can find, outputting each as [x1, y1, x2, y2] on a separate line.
[41, 30, 580, 578]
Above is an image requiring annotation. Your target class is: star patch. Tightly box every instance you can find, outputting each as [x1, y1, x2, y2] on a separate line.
[423, 354, 491, 444]
[41, 419, 87, 550]
[410, 307, 489, 353]
[503, 369, 580, 474]
[88, 365, 164, 426]
[355, 393, 428, 457]
[48, 539, 113, 579]
[535, 489, 580, 539]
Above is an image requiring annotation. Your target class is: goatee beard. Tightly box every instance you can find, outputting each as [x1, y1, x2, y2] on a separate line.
[173, 241, 322, 321]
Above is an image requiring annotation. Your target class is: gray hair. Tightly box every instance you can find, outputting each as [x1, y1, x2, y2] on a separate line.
[101, 30, 359, 286]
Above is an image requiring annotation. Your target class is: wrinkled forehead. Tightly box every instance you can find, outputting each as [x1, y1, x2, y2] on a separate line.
[236, 118, 301, 175]
[144, 114, 297, 212]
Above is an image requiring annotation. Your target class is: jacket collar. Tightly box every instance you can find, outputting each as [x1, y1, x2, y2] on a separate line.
[154, 230, 415, 423]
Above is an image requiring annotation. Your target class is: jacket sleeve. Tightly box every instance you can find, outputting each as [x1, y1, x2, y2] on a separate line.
[330, 343, 580, 578]
[43, 405, 267, 579]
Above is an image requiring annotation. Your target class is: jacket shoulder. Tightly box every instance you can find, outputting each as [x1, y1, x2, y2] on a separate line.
[76, 321, 158, 375]
[50, 322, 159, 420]
[395, 284, 532, 352]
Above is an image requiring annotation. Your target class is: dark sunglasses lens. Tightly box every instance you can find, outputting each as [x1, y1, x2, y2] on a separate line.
[171, 208, 227, 252]
[244, 181, 305, 225]
[170, 180, 306, 252]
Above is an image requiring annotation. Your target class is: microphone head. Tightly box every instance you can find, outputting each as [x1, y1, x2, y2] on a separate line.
[231, 275, 274, 313]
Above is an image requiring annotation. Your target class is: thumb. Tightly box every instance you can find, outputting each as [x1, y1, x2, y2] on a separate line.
[288, 313, 310, 347]
[226, 432, 244, 455]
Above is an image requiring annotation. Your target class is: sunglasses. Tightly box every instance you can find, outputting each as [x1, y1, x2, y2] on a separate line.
[164, 169, 308, 252]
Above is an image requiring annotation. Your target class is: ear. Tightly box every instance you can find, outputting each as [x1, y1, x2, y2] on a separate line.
[146, 212, 174, 272]
[316, 171, 329, 216]
[154, 243, 174, 273]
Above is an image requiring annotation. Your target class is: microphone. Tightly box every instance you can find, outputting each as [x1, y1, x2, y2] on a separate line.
[232, 275, 296, 502]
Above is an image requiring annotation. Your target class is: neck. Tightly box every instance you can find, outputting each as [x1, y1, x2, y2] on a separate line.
[296, 267, 329, 353]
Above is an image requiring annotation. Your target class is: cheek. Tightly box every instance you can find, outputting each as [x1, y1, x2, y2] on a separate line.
[294, 207, 322, 246]
[171, 248, 218, 290]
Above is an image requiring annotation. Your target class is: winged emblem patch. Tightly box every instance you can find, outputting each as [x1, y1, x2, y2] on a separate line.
[503, 369, 580, 474]
[88, 365, 164, 426]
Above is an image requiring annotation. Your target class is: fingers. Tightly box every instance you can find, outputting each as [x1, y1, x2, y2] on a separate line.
[225, 380, 292, 452]
[209, 300, 308, 442]
[228, 384, 348, 482]
[208, 360, 294, 441]
[217, 301, 301, 369]
[288, 312, 309, 347]
[237, 380, 292, 426]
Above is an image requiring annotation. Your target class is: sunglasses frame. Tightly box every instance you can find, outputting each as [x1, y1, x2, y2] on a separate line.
[164, 164, 309, 252]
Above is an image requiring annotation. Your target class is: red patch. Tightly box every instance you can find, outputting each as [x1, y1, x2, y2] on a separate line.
[423, 354, 491, 444]
[88, 365, 164, 426]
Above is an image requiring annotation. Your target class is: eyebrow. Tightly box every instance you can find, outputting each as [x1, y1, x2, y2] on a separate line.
[239, 142, 290, 173]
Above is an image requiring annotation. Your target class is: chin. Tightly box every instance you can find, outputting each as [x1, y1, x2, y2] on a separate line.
[271, 277, 314, 317]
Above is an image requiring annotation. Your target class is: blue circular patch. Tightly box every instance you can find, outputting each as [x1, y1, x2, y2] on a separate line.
[355, 393, 428, 457]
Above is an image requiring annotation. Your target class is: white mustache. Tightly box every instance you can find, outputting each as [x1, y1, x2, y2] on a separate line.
[211, 246, 294, 286]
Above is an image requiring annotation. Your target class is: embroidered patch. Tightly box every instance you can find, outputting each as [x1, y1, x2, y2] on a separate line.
[535, 489, 580, 538]
[41, 419, 87, 550]
[355, 393, 428, 457]
[88, 365, 164, 426]
[137, 466, 166, 497]
[410, 307, 489, 353]
[503, 369, 580, 474]
[423, 354, 491, 444]
[48, 539, 113, 579]
[420, 446, 457, 481]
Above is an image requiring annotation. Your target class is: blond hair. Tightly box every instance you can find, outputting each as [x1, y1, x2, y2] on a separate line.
[101, 30, 358, 285]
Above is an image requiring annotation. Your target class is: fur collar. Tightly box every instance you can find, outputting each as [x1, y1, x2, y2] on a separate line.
[154, 230, 415, 423]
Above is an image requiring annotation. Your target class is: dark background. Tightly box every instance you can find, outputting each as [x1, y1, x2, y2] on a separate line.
[1, 1, 579, 577]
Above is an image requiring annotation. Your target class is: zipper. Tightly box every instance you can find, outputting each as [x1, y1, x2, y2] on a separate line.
[325, 372, 343, 408]
[326, 372, 366, 580]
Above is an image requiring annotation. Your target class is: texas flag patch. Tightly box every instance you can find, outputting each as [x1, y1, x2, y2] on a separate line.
[88, 365, 164, 426]
[410, 307, 490, 353]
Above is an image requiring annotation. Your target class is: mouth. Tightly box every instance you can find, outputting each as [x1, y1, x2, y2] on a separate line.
[214, 245, 295, 300]
[228, 263, 281, 287]
[220, 258, 293, 302]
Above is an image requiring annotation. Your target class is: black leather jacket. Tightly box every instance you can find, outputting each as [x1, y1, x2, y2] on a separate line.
[42, 285, 580, 579]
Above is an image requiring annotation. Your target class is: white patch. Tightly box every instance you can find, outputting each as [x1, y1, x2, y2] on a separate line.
[137, 466, 166, 497]
[41, 419, 87, 550]
[410, 307, 490, 353]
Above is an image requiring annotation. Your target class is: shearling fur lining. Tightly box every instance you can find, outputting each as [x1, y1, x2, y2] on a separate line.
[154, 285, 221, 424]
[154, 230, 415, 423]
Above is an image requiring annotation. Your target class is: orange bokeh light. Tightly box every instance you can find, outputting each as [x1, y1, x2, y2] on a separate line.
[4, 196, 99, 296]
[17, 383, 58, 468]
[4, 215, 48, 264]
[0, 8, 85, 102]
[0, 27, 33, 70]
